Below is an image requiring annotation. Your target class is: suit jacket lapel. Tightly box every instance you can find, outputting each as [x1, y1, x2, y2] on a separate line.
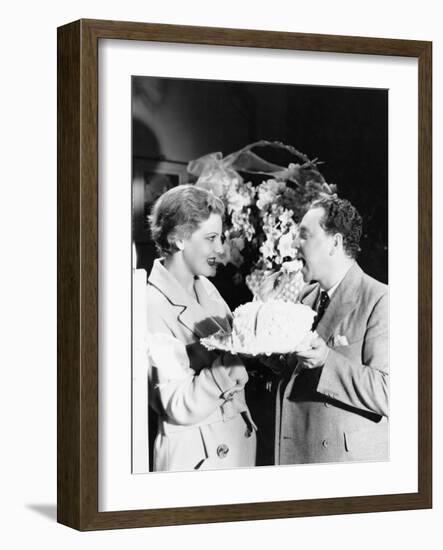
[299, 263, 362, 343]
[315, 263, 362, 343]
[300, 284, 320, 310]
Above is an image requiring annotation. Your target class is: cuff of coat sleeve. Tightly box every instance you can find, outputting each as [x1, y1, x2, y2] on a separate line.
[316, 348, 340, 400]
[210, 357, 239, 400]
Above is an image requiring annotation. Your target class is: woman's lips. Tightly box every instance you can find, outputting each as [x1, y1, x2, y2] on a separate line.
[207, 257, 218, 267]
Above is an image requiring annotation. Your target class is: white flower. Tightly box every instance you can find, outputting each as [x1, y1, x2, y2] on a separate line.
[256, 179, 285, 210]
[260, 238, 277, 261]
[232, 210, 255, 241]
[256, 190, 274, 211]
[278, 209, 294, 227]
[277, 231, 297, 259]
[226, 180, 256, 213]
[282, 259, 303, 273]
[227, 189, 251, 213]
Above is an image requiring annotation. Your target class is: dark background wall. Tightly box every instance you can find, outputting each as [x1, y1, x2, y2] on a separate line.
[133, 76, 388, 284]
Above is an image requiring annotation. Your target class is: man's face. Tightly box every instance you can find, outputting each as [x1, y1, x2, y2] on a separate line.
[296, 207, 335, 284]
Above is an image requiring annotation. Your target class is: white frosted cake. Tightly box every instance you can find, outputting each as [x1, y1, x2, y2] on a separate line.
[231, 300, 316, 354]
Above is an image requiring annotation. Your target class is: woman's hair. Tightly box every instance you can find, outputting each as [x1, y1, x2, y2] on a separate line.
[310, 196, 363, 259]
[149, 184, 225, 256]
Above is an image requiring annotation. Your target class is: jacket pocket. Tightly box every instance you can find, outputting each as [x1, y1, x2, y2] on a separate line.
[342, 424, 389, 462]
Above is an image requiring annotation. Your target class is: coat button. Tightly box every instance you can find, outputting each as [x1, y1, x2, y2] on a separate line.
[322, 439, 329, 448]
[217, 444, 229, 458]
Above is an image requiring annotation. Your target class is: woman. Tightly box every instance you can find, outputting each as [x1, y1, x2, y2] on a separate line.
[146, 184, 257, 472]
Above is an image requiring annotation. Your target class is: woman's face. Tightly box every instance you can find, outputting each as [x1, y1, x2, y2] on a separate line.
[180, 213, 224, 278]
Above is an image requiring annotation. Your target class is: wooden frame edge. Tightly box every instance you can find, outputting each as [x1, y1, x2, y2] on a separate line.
[57, 19, 432, 531]
[417, 40, 432, 509]
[57, 19, 82, 529]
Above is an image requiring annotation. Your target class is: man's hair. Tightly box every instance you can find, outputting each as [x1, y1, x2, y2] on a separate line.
[149, 184, 225, 256]
[310, 196, 363, 259]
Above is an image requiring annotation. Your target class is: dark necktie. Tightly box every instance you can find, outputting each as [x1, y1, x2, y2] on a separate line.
[312, 290, 330, 330]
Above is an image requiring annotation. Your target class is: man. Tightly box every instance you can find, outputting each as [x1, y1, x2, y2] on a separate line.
[275, 196, 388, 464]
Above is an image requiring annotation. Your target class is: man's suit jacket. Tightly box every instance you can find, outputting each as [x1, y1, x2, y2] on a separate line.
[275, 262, 389, 464]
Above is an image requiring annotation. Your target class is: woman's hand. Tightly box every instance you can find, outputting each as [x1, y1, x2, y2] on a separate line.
[222, 352, 249, 388]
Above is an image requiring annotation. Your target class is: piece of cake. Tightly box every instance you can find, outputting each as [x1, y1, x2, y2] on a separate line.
[231, 299, 316, 354]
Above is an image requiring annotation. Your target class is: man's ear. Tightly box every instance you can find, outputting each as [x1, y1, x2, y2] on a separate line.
[330, 233, 343, 255]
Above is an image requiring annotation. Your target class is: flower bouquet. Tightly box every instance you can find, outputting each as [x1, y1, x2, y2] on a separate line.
[188, 140, 336, 303]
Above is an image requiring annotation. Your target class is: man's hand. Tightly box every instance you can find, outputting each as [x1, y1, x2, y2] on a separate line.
[294, 335, 330, 369]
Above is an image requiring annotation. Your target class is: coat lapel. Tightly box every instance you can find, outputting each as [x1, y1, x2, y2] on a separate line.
[315, 263, 362, 343]
[300, 263, 362, 343]
[178, 278, 229, 338]
[148, 259, 228, 339]
[300, 284, 320, 310]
